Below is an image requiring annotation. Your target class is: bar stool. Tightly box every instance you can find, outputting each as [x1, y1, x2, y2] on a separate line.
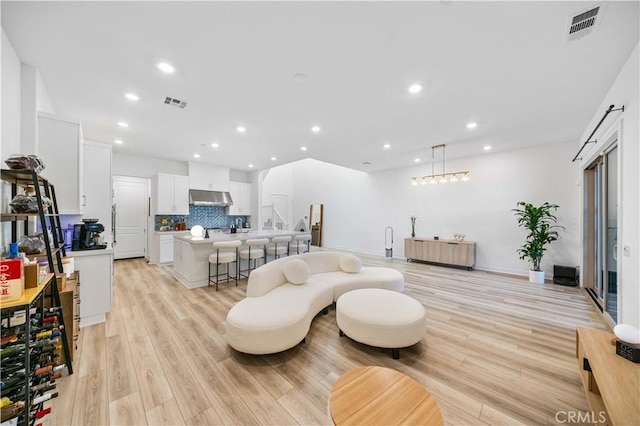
[209, 240, 242, 291]
[266, 235, 292, 261]
[290, 234, 312, 255]
[239, 238, 269, 278]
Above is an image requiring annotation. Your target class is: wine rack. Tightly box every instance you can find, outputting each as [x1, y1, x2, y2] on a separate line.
[1, 170, 73, 425]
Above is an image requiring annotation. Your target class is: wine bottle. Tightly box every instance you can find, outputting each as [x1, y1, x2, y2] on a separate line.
[30, 383, 56, 394]
[3, 389, 58, 406]
[1, 345, 60, 365]
[32, 407, 51, 419]
[32, 392, 58, 405]
[0, 335, 20, 345]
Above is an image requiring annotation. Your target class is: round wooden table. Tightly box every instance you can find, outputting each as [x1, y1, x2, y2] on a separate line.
[329, 366, 444, 425]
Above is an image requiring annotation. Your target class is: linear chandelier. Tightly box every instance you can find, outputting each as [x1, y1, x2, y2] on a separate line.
[411, 144, 469, 186]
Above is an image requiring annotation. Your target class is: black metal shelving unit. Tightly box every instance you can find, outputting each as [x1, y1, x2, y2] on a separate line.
[1, 169, 73, 425]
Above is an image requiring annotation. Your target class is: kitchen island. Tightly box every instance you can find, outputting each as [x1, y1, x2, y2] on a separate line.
[172, 230, 306, 289]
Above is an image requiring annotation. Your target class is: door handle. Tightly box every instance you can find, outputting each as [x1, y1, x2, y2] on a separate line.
[82, 195, 86, 206]
[613, 244, 618, 261]
[112, 204, 117, 246]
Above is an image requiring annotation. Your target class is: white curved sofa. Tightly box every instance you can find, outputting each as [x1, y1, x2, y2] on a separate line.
[225, 252, 405, 354]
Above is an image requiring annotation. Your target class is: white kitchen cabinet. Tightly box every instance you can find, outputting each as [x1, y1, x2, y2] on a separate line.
[188, 162, 229, 191]
[37, 112, 83, 214]
[227, 181, 252, 215]
[188, 177, 229, 192]
[71, 249, 113, 327]
[153, 174, 189, 214]
[149, 231, 190, 264]
[82, 141, 112, 245]
[159, 235, 174, 263]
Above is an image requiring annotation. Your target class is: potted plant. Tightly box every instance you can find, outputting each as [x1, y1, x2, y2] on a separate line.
[410, 216, 417, 238]
[512, 202, 563, 283]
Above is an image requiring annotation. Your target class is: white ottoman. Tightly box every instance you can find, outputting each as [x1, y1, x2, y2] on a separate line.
[336, 288, 426, 359]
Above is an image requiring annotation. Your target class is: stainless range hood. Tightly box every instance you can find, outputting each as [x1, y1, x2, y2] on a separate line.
[189, 189, 234, 206]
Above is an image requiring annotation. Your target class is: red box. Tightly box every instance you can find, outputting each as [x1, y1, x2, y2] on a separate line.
[0, 258, 24, 302]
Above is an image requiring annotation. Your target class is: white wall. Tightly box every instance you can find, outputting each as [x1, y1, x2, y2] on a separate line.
[271, 142, 580, 278]
[19, 64, 55, 154]
[1, 28, 21, 157]
[35, 68, 55, 114]
[577, 43, 639, 328]
[291, 158, 374, 247]
[260, 163, 295, 228]
[1, 28, 23, 256]
[112, 152, 188, 178]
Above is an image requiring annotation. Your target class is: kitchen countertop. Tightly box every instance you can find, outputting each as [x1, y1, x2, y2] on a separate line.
[174, 230, 307, 244]
[154, 230, 191, 235]
[67, 248, 114, 257]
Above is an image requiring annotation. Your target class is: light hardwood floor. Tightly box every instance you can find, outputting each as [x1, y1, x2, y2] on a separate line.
[44, 253, 606, 425]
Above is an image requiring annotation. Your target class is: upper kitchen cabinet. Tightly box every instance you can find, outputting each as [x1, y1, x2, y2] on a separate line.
[188, 162, 229, 191]
[37, 112, 83, 214]
[82, 141, 113, 245]
[153, 174, 189, 215]
[227, 181, 252, 215]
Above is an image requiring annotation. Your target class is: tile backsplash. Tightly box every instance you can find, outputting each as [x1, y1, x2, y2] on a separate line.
[155, 205, 248, 230]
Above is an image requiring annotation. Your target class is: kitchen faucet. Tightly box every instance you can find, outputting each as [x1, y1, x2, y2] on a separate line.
[235, 217, 243, 228]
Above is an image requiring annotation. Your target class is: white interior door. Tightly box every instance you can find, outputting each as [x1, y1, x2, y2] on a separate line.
[113, 176, 148, 260]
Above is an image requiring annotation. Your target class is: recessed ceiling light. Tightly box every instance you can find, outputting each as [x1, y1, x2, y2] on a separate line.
[408, 84, 422, 94]
[193, 154, 200, 158]
[300, 146, 308, 151]
[311, 126, 321, 133]
[124, 93, 139, 101]
[114, 139, 123, 145]
[237, 126, 246, 133]
[383, 144, 391, 149]
[117, 122, 129, 128]
[414, 158, 421, 163]
[293, 73, 307, 83]
[157, 62, 174, 73]
[466, 122, 478, 129]
[484, 145, 492, 151]
[271, 157, 277, 161]
[211, 143, 219, 148]
[248, 164, 254, 168]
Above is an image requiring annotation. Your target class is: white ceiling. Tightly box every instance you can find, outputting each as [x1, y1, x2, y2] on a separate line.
[2, 1, 639, 173]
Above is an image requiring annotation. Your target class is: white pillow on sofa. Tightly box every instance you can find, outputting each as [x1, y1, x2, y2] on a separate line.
[339, 254, 362, 273]
[283, 259, 310, 285]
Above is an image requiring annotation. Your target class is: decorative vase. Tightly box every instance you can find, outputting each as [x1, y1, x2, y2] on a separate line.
[529, 270, 545, 284]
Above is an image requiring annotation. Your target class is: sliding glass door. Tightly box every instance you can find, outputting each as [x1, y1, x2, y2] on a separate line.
[583, 141, 618, 323]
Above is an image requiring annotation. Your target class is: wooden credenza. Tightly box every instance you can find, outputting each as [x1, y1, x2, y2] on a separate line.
[575, 327, 640, 425]
[59, 271, 80, 362]
[405, 238, 475, 270]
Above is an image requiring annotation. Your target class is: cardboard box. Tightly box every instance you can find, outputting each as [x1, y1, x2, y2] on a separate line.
[24, 263, 41, 289]
[55, 273, 67, 293]
[0, 258, 24, 301]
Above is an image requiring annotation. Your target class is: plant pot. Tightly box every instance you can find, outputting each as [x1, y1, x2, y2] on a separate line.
[529, 270, 545, 284]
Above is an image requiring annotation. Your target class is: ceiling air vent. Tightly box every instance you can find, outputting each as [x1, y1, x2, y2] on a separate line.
[164, 96, 187, 109]
[565, 5, 603, 42]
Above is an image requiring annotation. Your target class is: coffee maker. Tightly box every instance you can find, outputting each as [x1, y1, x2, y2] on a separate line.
[72, 219, 108, 250]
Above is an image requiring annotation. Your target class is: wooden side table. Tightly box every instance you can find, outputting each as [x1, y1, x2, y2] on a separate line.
[576, 327, 640, 425]
[329, 366, 444, 425]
